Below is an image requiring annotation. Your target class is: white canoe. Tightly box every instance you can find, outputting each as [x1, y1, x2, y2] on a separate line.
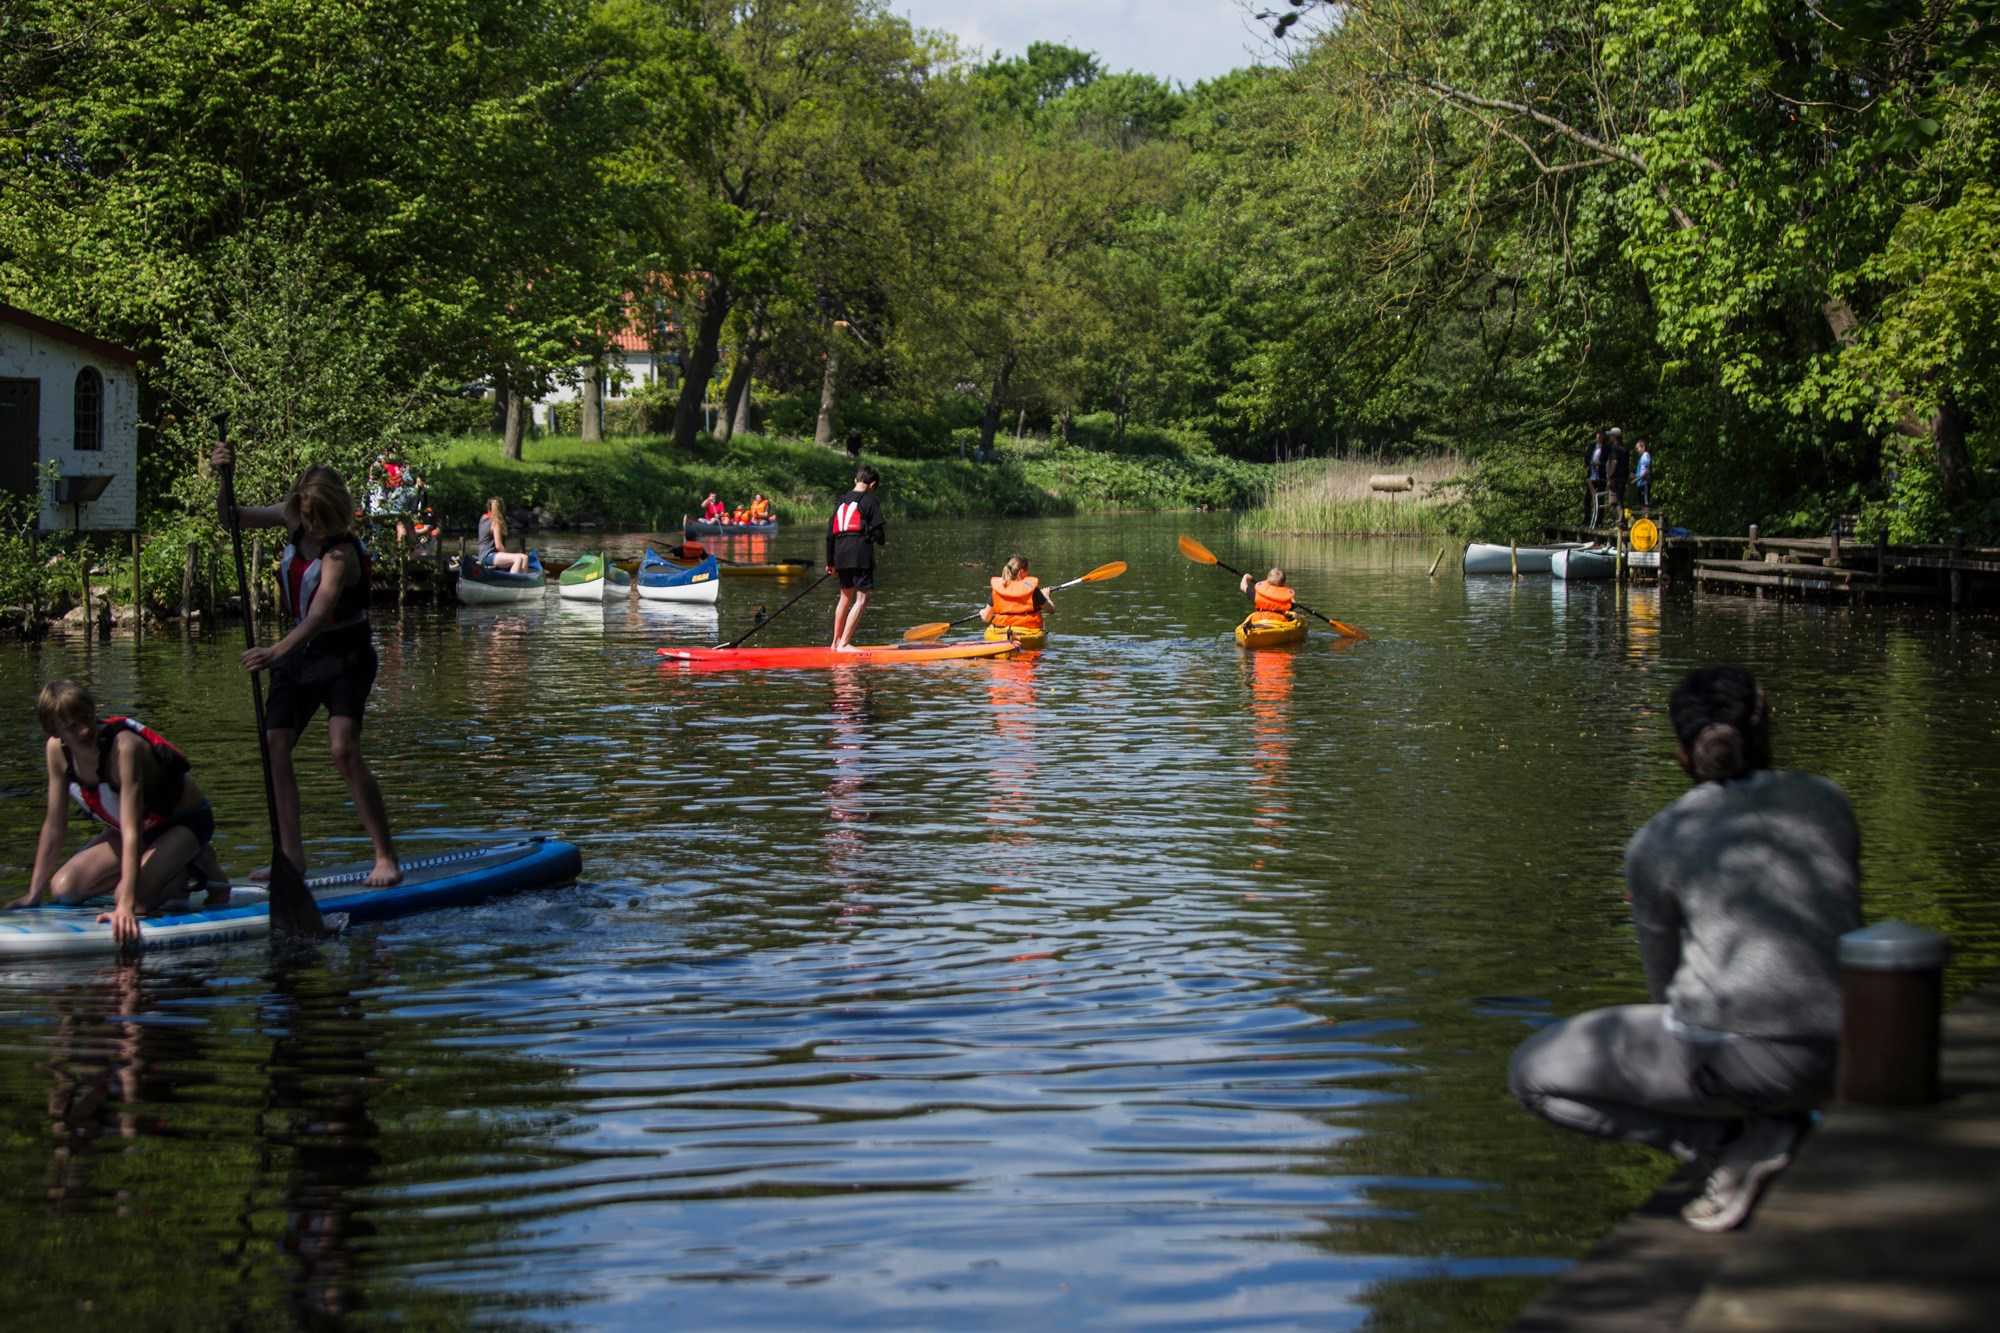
[1463, 541, 1591, 575]
[637, 551, 721, 604]
[556, 552, 633, 602]
[1551, 546, 1618, 580]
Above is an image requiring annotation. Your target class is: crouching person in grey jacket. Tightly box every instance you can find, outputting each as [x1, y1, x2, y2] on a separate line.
[1509, 664, 1863, 1231]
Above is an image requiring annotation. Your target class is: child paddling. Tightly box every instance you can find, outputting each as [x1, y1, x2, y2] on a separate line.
[980, 555, 1054, 637]
[213, 442, 402, 887]
[8, 682, 229, 948]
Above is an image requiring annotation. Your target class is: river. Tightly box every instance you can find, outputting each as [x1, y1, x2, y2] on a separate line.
[3, 514, 1996, 1329]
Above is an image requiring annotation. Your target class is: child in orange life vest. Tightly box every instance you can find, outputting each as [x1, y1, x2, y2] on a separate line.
[8, 681, 230, 948]
[746, 493, 772, 522]
[980, 555, 1054, 633]
[212, 442, 403, 887]
[1240, 568, 1297, 622]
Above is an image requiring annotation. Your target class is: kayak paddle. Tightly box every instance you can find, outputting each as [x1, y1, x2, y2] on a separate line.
[1177, 534, 1368, 640]
[716, 569, 832, 649]
[218, 424, 327, 942]
[902, 560, 1128, 642]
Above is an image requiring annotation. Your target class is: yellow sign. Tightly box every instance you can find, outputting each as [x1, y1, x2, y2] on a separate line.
[1630, 518, 1661, 552]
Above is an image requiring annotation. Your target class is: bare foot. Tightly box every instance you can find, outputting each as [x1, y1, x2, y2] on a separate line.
[249, 865, 271, 883]
[365, 858, 403, 888]
[834, 642, 861, 653]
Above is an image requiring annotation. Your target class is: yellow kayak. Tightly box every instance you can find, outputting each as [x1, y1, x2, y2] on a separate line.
[1235, 611, 1307, 649]
[984, 623, 1048, 650]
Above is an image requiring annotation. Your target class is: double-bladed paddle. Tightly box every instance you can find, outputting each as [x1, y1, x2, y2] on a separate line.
[1177, 534, 1368, 640]
[901, 560, 1128, 642]
[217, 423, 327, 941]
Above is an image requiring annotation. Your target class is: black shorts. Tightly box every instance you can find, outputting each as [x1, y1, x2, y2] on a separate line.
[265, 633, 379, 735]
[86, 800, 216, 852]
[836, 568, 875, 591]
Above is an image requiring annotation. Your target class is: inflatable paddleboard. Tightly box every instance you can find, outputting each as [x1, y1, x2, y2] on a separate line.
[0, 836, 582, 959]
[657, 640, 1019, 670]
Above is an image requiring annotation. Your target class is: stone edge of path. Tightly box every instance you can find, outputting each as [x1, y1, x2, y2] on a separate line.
[1510, 972, 2000, 1333]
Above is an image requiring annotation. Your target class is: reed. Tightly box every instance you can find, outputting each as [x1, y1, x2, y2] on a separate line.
[1242, 453, 1464, 535]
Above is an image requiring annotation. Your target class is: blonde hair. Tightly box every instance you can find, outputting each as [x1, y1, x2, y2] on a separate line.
[1266, 568, 1286, 586]
[1001, 555, 1029, 581]
[36, 680, 95, 736]
[282, 466, 354, 538]
[485, 497, 506, 538]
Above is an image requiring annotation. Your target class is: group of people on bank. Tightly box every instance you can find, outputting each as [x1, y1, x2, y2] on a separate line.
[1584, 427, 1655, 524]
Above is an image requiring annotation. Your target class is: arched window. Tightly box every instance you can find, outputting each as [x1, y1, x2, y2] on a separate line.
[73, 367, 103, 451]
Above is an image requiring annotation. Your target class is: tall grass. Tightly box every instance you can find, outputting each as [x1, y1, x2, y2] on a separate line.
[1241, 453, 1465, 535]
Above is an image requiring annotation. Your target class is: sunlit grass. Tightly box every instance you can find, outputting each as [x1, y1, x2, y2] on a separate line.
[1242, 453, 1465, 535]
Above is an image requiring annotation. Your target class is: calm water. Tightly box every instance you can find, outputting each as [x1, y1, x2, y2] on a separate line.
[3, 514, 1997, 1329]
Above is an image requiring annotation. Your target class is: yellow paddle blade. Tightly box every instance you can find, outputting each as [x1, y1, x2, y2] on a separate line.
[1080, 560, 1128, 582]
[902, 621, 953, 642]
[1177, 534, 1218, 565]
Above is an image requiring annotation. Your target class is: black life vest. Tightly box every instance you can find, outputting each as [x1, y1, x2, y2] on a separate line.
[64, 716, 191, 833]
[278, 529, 371, 633]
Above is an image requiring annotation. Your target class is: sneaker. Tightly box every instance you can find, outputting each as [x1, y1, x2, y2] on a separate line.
[1681, 1115, 1803, 1232]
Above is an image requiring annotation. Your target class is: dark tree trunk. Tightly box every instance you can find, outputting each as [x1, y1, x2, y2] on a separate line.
[814, 341, 842, 447]
[1931, 391, 1973, 504]
[721, 312, 766, 444]
[580, 364, 603, 442]
[502, 386, 526, 461]
[977, 352, 1018, 453]
[672, 287, 732, 450]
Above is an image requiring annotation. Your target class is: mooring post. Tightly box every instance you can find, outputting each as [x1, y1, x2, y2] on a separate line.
[396, 535, 407, 612]
[80, 536, 92, 636]
[1427, 546, 1445, 578]
[181, 543, 195, 629]
[206, 539, 218, 630]
[1951, 529, 1965, 607]
[130, 530, 143, 643]
[1510, 543, 1518, 579]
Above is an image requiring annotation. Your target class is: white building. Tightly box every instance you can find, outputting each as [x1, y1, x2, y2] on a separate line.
[532, 326, 669, 429]
[0, 303, 141, 532]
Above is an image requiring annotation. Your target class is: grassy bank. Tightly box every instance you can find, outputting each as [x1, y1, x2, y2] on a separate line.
[423, 428, 1264, 529]
[1239, 454, 1464, 535]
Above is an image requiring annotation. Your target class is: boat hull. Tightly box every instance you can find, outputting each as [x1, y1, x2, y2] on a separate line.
[683, 518, 778, 537]
[1462, 542, 1589, 575]
[1551, 546, 1618, 580]
[1235, 611, 1307, 648]
[0, 838, 582, 959]
[557, 553, 632, 601]
[658, 640, 1018, 670]
[984, 623, 1048, 649]
[457, 557, 547, 603]
[638, 552, 722, 603]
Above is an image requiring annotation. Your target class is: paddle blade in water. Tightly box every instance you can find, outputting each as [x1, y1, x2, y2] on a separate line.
[1177, 535, 1218, 565]
[1329, 619, 1369, 641]
[902, 621, 953, 642]
[264, 851, 326, 940]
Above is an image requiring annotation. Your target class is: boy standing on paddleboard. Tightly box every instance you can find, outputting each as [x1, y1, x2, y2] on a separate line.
[826, 465, 886, 651]
[8, 681, 230, 948]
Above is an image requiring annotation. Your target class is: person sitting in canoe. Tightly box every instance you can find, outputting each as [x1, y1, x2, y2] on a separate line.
[8, 681, 231, 947]
[213, 443, 403, 888]
[1239, 568, 1297, 623]
[980, 555, 1053, 635]
[701, 492, 728, 522]
[826, 465, 886, 651]
[746, 493, 772, 522]
[479, 497, 531, 574]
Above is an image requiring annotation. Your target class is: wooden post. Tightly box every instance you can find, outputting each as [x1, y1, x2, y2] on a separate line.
[436, 544, 449, 604]
[206, 540, 218, 629]
[80, 536, 92, 635]
[1427, 547, 1445, 578]
[396, 535, 407, 611]
[181, 543, 196, 628]
[1510, 543, 1518, 579]
[1951, 530, 1965, 608]
[131, 530, 143, 643]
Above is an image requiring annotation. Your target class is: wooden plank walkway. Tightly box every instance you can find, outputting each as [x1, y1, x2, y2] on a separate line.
[1512, 977, 2000, 1331]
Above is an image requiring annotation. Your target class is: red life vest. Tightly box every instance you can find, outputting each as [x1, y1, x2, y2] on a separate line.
[831, 501, 864, 534]
[1253, 580, 1296, 615]
[989, 575, 1043, 629]
[383, 461, 406, 489]
[278, 530, 372, 633]
[64, 717, 191, 833]
[702, 499, 727, 520]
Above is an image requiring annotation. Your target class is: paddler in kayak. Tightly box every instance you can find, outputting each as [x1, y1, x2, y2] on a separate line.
[213, 443, 403, 887]
[979, 555, 1053, 640]
[8, 681, 230, 947]
[746, 493, 773, 522]
[826, 465, 886, 651]
[1240, 568, 1297, 624]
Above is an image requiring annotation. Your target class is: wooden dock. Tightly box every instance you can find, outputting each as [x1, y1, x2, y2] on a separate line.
[1512, 976, 2000, 1331]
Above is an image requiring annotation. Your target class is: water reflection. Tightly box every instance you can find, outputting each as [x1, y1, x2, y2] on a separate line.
[3, 517, 1998, 1329]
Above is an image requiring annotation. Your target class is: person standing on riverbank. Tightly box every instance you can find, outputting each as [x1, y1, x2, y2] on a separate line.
[826, 466, 885, 651]
[213, 444, 402, 888]
[1585, 430, 1607, 525]
[1634, 439, 1654, 514]
[1507, 664, 1862, 1232]
[1605, 427, 1629, 514]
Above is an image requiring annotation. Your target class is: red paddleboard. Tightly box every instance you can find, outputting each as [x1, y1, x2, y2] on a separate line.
[658, 640, 1019, 670]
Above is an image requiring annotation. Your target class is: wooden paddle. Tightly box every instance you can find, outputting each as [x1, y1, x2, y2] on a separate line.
[217, 426, 327, 941]
[716, 569, 832, 649]
[901, 560, 1128, 642]
[1177, 534, 1368, 640]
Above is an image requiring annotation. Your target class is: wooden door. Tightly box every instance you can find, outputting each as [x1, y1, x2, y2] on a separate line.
[0, 377, 40, 502]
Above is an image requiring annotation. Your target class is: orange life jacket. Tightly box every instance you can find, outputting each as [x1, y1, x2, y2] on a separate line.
[989, 575, 1043, 629]
[1253, 580, 1295, 615]
[747, 498, 770, 520]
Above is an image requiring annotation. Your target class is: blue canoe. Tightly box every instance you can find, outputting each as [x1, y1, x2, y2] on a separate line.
[457, 550, 547, 604]
[637, 548, 721, 604]
[0, 837, 583, 959]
